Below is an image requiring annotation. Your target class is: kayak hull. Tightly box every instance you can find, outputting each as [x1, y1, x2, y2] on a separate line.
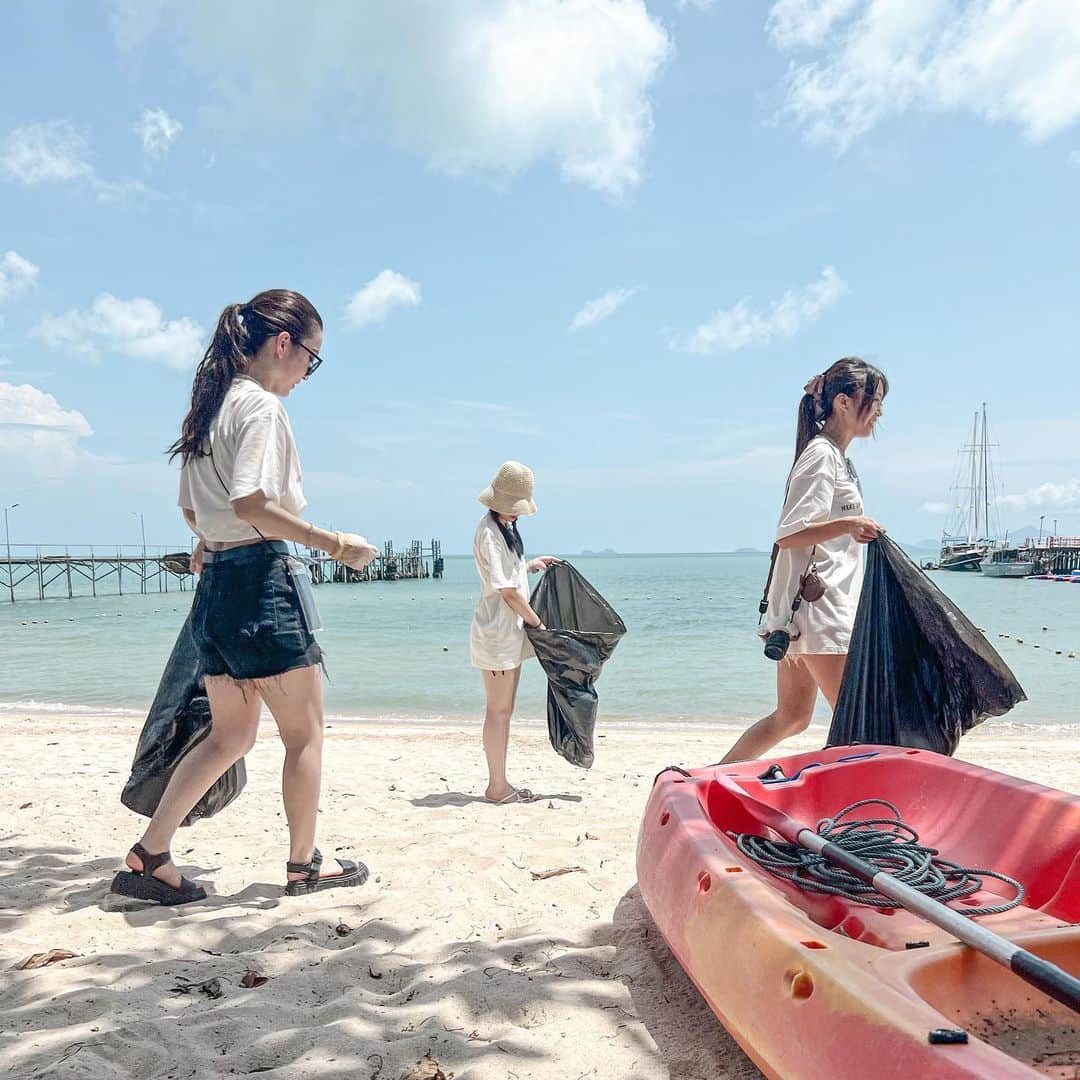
[636, 745, 1080, 1079]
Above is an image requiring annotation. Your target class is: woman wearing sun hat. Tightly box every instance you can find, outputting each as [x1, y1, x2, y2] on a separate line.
[471, 461, 559, 804]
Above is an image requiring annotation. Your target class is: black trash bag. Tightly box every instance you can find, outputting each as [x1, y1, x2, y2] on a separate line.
[828, 535, 1025, 755]
[525, 561, 626, 769]
[121, 611, 246, 824]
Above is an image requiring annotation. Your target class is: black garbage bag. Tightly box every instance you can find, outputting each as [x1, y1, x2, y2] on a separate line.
[828, 535, 1025, 755]
[121, 611, 246, 824]
[525, 561, 626, 769]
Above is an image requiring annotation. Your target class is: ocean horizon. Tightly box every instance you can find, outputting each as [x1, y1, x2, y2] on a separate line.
[2, 552, 1076, 733]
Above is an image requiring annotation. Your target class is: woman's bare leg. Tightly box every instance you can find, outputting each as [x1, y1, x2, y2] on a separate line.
[482, 666, 522, 801]
[801, 654, 847, 709]
[719, 658, 820, 763]
[258, 664, 347, 882]
[127, 675, 261, 886]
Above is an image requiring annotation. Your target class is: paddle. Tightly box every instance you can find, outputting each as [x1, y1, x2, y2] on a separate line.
[705, 771, 1080, 1015]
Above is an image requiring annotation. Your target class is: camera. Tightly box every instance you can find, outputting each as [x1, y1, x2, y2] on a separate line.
[763, 629, 791, 662]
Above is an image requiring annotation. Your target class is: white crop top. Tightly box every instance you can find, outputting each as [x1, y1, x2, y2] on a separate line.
[178, 376, 307, 542]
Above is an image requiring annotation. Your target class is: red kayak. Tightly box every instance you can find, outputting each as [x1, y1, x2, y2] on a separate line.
[637, 745, 1080, 1078]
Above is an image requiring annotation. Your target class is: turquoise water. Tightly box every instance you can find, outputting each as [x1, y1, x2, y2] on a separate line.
[1, 554, 1077, 730]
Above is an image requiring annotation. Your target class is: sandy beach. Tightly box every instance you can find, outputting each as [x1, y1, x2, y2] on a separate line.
[1, 712, 1076, 1080]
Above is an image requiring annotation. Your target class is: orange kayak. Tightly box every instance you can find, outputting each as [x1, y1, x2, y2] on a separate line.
[637, 745, 1080, 1078]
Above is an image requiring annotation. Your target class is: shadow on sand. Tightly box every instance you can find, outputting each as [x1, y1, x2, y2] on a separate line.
[612, 884, 763, 1079]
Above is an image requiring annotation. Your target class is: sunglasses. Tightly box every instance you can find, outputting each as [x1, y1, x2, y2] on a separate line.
[293, 338, 323, 377]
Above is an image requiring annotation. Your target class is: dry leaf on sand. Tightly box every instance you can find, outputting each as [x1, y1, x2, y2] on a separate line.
[16, 949, 77, 970]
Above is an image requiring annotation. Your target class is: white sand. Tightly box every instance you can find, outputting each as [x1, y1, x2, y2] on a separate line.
[1, 713, 1076, 1079]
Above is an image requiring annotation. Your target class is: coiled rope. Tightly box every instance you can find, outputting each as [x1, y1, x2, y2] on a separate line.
[731, 799, 1025, 917]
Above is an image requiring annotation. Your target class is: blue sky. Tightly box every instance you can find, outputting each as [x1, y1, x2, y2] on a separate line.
[1, 0, 1078, 555]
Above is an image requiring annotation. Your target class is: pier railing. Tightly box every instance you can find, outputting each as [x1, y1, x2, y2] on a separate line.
[1, 538, 444, 602]
[1017, 538, 1080, 575]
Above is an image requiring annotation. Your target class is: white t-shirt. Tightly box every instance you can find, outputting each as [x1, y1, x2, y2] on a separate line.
[178, 376, 307, 543]
[761, 436, 865, 655]
[469, 513, 536, 671]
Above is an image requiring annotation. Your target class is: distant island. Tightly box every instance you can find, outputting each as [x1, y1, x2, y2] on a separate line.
[733, 547, 767, 554]
[580, 548, 619, 556]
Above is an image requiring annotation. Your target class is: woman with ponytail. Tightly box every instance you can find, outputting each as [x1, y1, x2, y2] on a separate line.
[111, 289, 378, 905]
[722, 357, 888, 763]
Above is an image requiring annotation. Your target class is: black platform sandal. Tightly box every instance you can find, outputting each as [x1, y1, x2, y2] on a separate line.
[109, 843, 207, 906]
[284, 847, 368, 896]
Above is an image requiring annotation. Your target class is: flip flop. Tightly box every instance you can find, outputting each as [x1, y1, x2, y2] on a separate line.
[109, 843, 207, 906]
[487, 787, 536, 805]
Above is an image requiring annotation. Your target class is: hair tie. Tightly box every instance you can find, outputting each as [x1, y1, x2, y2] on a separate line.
[803, 373, 826, 421]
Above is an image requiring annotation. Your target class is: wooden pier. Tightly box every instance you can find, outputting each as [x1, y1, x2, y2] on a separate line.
[2, 539, 444, 602]
[307, 539, 444, 584]
[1019, 537, 1080, 575]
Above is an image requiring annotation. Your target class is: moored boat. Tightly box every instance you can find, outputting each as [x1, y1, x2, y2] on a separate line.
[982, 551, 1035, 578]
[935, 404, 1005, 572]
[939, 544, 987, 572]
[637, 745, 1080, 1079]
[982, 561, 1034, 577]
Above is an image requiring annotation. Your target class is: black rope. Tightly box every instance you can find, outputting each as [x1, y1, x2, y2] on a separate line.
[730, 799, 1025, 917]
[653, 764, 693, 786]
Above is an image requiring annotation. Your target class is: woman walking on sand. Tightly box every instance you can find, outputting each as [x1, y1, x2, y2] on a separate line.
[111, 289, 379, 906]
[470, 462, 558, 804]
[721, 357, 888, 764]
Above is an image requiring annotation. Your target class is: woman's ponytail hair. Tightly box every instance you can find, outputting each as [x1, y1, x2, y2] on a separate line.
[794, 356, 888, 462]
[168, 289, 322, 463]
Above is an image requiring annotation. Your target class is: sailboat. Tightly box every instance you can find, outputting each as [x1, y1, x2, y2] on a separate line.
[938, 403, 1001, 572]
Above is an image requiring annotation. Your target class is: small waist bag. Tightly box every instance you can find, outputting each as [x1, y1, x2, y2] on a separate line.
[759, 545, 826, 621]
[799, 552, 825, 602]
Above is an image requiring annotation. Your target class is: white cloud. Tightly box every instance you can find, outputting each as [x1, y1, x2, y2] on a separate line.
[446, 399, 515, 413]
[683, 266, 848, 354]
[0, 381, 93, 478]
[345, 270, 421, 329]
[0, 251, 40, 303]
[999, 480, 1080, 511]
[133, 107, 183, 157]
[0, 121, 94, 184]
[0, 381, 92, 434]
[0, 120, 150, 203]
[111, 1, 672, 198]
[91, 177, 151, 203]
[31, 294, 205, 370]
[920, 500, 951, 514]
[767, 0, 1080, 151]
[676, 0, 716, 10]
[569, 287, 637, 332]
[766, 0, 860, 48]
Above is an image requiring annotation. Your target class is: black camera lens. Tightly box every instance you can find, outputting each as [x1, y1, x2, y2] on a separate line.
[763, 629, 790, 662]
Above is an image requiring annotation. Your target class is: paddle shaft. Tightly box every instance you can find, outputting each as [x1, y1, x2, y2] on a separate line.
[721, 778, 1080, 1014]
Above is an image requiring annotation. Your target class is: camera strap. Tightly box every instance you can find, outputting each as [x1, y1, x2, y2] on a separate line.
[758, 543, 780, 623]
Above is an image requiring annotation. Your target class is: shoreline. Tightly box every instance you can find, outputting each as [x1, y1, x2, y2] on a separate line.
[1, 712, 1076, 1079]
[1, 700, 1078, 735]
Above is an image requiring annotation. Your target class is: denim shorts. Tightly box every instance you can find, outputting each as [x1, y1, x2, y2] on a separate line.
[190, 541, 323, 682]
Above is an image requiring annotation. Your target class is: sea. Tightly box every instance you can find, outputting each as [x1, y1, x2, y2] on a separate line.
[1, 553, 1077, 734]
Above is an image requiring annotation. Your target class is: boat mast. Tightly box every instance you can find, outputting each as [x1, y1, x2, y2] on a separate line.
[967, 410, 978, 543]
[981, 403, 990, 543]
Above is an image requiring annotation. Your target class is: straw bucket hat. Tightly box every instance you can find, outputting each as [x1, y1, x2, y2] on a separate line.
[478, 461, 537, 516]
